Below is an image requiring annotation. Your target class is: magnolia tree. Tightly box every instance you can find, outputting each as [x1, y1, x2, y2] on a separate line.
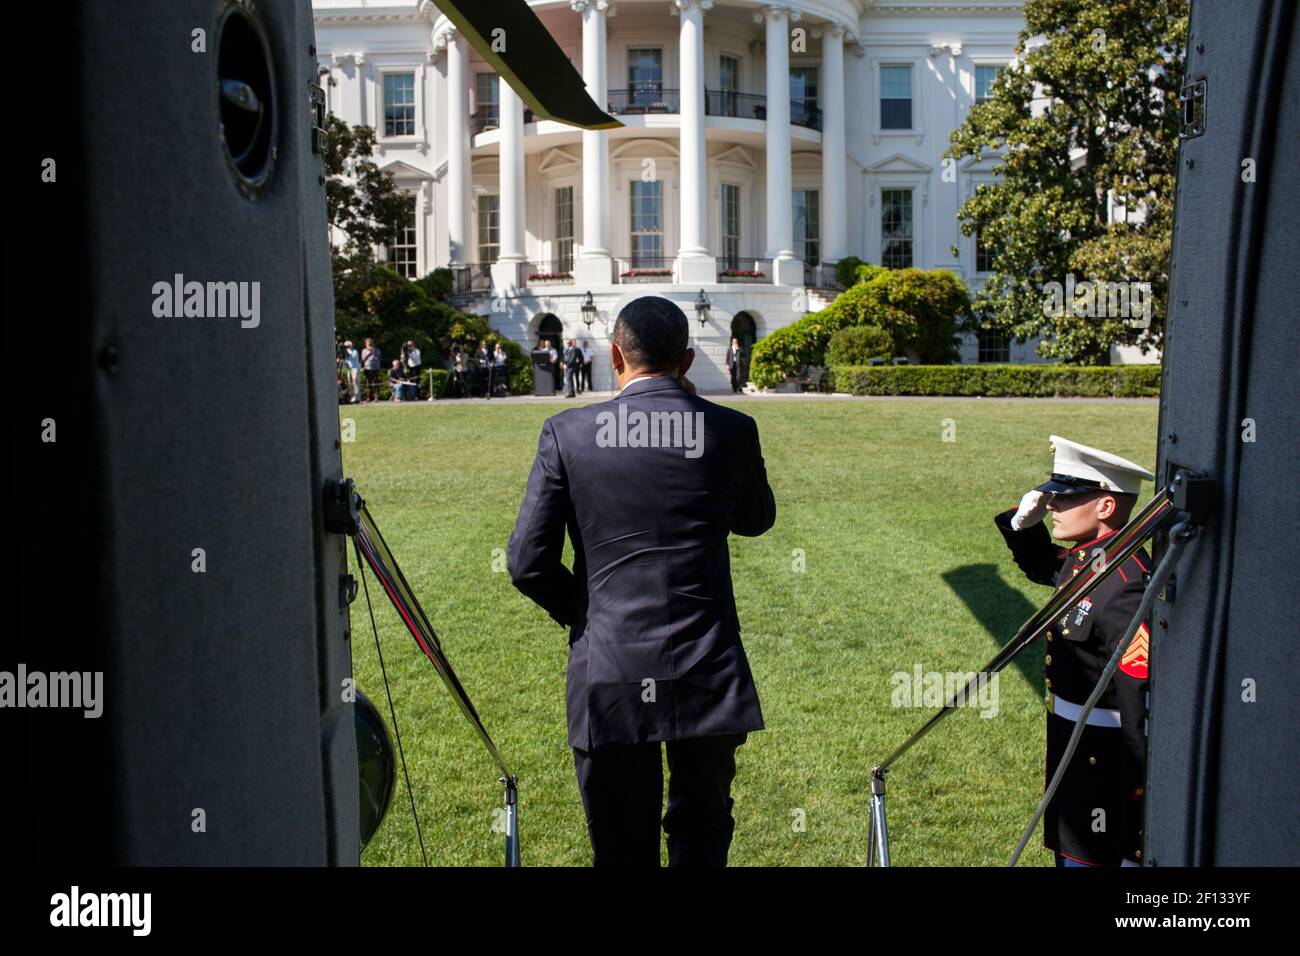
[946, 0, 1189, 364]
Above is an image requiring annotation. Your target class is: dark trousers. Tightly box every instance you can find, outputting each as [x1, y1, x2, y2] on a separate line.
[582, 363, 593, 391]
[572, 733, 747, 867]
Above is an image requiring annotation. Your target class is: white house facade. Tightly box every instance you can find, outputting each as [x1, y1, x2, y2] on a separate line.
[313, 0, 1074, 391]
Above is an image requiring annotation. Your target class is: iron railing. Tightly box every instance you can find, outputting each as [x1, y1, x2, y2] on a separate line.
[524, 259, 575, 283]
[718, 257, 773, 281]
[803, 261, 845, 290]
[470, 105, 537, 136]
[790, 97, 822, 131]
[607, 87, 680, 115]
[705, 90, 767, 120]
[450, 262, 492, 295]
[614, 256, 676, 283]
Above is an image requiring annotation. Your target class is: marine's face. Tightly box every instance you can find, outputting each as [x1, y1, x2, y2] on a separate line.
[1046, 490, 1111, 542]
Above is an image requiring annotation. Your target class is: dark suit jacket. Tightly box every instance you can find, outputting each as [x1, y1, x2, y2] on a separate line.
[507, 375, 776, 749]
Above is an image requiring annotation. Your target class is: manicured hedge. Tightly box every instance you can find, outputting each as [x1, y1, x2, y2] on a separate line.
[829, 364, 1163, 397]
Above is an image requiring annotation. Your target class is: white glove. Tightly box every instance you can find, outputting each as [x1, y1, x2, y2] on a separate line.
[1010, 489, 1048, 531]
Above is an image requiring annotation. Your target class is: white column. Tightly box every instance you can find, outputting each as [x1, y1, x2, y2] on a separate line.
[675, 0, 715, 284]
[821, 25, 848, 266]
[443, 31, 470, 266]
[758, 6, 801, 285]
[493, 79, 526, 291]
[574, 1, 613, 285]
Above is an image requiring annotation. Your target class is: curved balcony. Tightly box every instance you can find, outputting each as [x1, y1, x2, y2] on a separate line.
[602, 87, 822, 132]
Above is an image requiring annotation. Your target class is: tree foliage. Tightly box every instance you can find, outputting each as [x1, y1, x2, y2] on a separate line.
[749, 267, 969, 387]
[945, 0, 1187, 364]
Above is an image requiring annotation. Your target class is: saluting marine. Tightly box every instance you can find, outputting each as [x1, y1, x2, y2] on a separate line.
[996, 436, 1155, 867]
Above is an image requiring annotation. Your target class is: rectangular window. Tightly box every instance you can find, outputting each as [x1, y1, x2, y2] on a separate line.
[721, 183, 741, 269]
[554, 186, 574, 273]
[880, 65, 912, 130]
[475, 73, 499, 128]
[390, 194, 418, 278]
[977, 329, 1010, 363]
[383, 72, 416, 137]
[975, 64, 999, 105]
[790, 66, 819, 127]
[793, 189, 820, 265]
[718, 54, 740, 117]
[975, 227, 996, 273]
[719, 55, 740, 91]
[477, 194, 499, 264]
[628, 48, 663, 108]
[629, 180, 663, 265]
[881, 188, 913, 268]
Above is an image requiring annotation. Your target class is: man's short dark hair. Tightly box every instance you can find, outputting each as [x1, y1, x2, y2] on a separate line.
[613, 296, 689, 372]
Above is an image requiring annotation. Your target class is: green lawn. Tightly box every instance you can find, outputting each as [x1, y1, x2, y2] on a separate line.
[340, 397, 1159, 867]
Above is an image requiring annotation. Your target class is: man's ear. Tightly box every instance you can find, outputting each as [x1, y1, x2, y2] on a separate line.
[610, 339, 625, 374]
[677, 347, 695, 378]
[1096, 494, 1118, 521]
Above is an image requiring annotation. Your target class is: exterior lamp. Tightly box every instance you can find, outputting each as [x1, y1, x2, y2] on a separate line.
[695, 289, 711, 327]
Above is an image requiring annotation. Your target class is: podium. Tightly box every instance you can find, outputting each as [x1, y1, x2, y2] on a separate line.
[531, 350, 553, 396]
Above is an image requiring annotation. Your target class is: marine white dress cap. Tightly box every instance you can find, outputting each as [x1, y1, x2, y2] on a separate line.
[1035, 435, 1155, 496]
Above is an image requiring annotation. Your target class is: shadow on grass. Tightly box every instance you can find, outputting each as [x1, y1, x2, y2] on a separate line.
[942, 563, 1044, 697]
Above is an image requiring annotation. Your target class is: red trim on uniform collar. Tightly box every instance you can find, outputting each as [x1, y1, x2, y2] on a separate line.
[1071, 527, 1119, 555]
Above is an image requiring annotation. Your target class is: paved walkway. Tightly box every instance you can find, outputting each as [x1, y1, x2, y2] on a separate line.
[351, 390, 1158, 406]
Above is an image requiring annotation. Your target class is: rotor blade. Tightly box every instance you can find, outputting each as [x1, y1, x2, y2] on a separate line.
[431, 0, 622, 130]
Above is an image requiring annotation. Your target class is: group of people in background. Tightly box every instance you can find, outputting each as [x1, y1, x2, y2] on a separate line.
[536, 337, 594, 397]
[337, 338, 423, 403]
[451, 340, 509, 399]
[337, 334, 601, 403]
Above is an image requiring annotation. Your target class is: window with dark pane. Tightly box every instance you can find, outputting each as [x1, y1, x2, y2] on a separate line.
[383, 72, 416, 137]
[977, 329, 1010, 363]
[794, 189, 820, 266]
[975, 64, 1000, 105]
[721, 183, 740, 269]
[555, 186, 574, 273]
[630, 180, 662, 265]
[478, 194, 499, 264]
[880, 65, 912, 130]
[881, 188, 913, 268]
[390, 193, 418, 278]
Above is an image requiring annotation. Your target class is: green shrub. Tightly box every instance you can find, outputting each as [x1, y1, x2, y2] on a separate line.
[853, 263, 888, 286]
[416, 268, 454, 302]
[828, 364, 1163, 397]
[827, 325, 894, 365]
[835, 256, 865, 287]
[750, 268, 969, 387]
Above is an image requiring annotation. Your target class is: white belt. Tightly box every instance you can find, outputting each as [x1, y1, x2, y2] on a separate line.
[1047, 693, 1122, 728]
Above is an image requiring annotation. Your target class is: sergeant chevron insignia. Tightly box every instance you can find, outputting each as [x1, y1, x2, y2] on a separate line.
[1120, 622, 1151, 679]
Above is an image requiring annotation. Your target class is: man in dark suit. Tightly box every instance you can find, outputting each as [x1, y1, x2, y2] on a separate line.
[562, 338, 581, 397]
[725, 337, 744, 393]
[507, 296, 776, 866]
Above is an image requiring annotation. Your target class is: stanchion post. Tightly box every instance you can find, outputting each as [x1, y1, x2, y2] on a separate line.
[503, 775, 520, 867]
[867, 765, 890, 867]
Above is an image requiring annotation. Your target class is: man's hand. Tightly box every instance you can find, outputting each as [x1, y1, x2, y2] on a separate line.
[1010, 489, 1049, 531]
[679, 375, 697, 396]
